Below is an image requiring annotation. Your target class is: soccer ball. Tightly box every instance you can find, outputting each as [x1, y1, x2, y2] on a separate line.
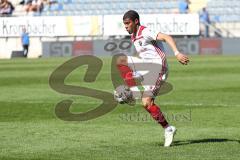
[114, 85, 135, 104]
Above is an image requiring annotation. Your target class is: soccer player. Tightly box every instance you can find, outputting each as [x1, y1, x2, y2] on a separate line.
[117, 10, 189, 147]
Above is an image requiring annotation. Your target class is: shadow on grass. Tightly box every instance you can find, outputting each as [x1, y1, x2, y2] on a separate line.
[173, 138, 240, 146]
[155, 138, 240, 147]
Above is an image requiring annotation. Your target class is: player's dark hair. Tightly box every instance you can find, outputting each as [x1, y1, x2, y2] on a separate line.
[123, 10, 140, 25]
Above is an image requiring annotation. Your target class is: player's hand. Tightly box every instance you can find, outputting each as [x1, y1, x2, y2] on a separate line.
[176, 53, 189, 65]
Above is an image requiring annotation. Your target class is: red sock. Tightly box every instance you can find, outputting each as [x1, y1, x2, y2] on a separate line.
[117, 64, 137, 87]
[145, 104, 169, 128]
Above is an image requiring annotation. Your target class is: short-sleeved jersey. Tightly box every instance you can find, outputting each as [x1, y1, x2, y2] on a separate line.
[21, 33, 29, 45]
[131, 26, 166, 60]
[129, 26, 168, 98]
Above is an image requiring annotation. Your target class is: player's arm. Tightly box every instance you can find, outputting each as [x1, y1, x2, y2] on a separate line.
[156, 32, 189, 65]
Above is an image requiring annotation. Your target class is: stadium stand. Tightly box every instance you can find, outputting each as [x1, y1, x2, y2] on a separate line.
[205, 0, 240, 37]
[7, 0, 240, 20]
[1, 0, 240, 59]
[207, 0, 240, 22]
[11, 0, 180, 16]
[0, 0, 15, 16]
[2, 0, 240, 37]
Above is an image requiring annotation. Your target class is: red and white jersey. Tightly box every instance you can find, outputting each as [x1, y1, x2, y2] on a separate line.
[131, 26, 166, 59]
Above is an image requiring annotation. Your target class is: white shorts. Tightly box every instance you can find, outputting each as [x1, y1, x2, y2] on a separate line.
[127, 56, 168, 98]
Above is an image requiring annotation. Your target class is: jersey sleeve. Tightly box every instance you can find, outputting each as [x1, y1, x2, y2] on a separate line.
[142, 28, 159, 42]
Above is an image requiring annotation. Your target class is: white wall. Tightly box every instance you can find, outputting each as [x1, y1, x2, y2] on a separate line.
[0, 37, 42, 59]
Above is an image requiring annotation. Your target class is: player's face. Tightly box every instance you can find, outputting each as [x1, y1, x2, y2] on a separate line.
[123, 18, 137, 34]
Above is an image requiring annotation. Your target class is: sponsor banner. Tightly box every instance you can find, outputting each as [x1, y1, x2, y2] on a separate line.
[69, 16, 102, 36]
[104, 14, 199, 36]
[199, 38, 222, 55]
[222, 38, 240, 55]
[0, 16, 102, 37]
[42, 41, 72, 57]
[93, 39, 135, 56]
[175, 38, 199, 55]
[73, 41, 93, 56]
[42, 38, 199, 57]
[163, 38, 199, 55]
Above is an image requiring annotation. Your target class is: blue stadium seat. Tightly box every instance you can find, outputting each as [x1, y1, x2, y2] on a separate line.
[207, 0, 240, 22]
[41, 0, 180, 16]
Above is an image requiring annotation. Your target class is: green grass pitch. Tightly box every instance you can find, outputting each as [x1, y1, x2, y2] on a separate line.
[0, 56, 240, 160]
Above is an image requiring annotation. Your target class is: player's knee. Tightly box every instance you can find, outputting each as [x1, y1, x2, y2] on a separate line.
[116, 55, 128, 66]
[142, 97, 153, 108]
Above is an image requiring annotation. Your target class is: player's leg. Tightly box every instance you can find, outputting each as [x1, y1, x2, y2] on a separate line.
[142, 97, 169, 128]
[142, 97, 176, 147]
[116, 55, 137, 87]
[25, 45, 29, 57]
[23, 45, 29, 57]
[140, 58, 176, 147]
